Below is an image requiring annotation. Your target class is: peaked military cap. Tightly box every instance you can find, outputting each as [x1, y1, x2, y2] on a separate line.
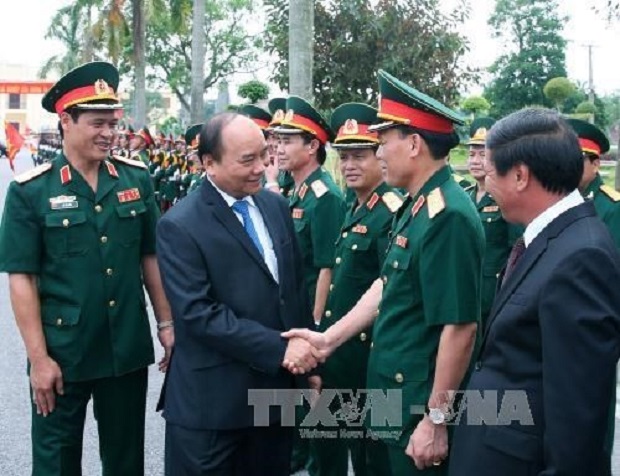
[330, 103, 379, 149]
[468, 117, 496, 146]
[136, 127, 154, 147]
[567, 118, 610, 156]
[268, 98, 287, 129]
[42, 61, 122, 114]
[239, 105, 272, 130]
[276, 96, 335, 144]
[184, 123, 203, 150]
[370, 70, 465, 134]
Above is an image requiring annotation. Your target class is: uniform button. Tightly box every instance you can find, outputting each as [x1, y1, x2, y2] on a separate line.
[342, 232, 348, 238]
[359, 332, 367, 342]
[370, 342, 374, 349]
[382, 275, 388, 285]
[352, 244, 358, 250]
[325, 310, 332, 318]
[329, 284, 334, 291]
[95, 204, 103, 213]
[100, 236, 108, 244]
[109, 300, 116, 307]
[486, 217, 492, 223]
[393, 260, 399, 268]
[106, 268, 113, 276]
[62, 218, 70, 227]
[395, 372, 404, 383]
[335, 257, 342, 265]
[56, 318, 63, 326]
[375, 308, 380, 316]
[130, 210, 137, 217]
[496, 272, 500, 279]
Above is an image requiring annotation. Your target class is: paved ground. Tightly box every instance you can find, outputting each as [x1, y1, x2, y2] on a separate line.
[0, 152, 619, 475]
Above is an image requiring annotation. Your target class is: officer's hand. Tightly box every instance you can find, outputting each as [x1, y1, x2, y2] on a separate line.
[281, 337, 318, 374]
[281, 328, 334, 371]
[158, 327, 175, 372]
[30, 356, 64, 417]
[307, 375, 322, 409]
[264, 155, 279, 183]
[405, 415, 448, 470]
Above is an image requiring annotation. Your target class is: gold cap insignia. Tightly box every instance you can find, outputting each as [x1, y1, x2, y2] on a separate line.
[284, 109, 295, 122]
[94, 79, 111, 95]
[274, 109, 285, 122]
[471, 128, 487, 142]
[343, 119, 359, 135]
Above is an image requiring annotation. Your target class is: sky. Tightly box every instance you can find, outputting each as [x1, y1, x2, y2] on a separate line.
[1, 0, 620, 97]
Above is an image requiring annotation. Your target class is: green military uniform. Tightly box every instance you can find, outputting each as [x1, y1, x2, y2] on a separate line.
[311, 103, 403, 476]
[0, 62, 159, 475]
[276, 96, 346, 474]
[364, 70, 484, 475]
[569, 118, 620, 471]
[465, 119, 521, 327]
[266, 99, 296, 198]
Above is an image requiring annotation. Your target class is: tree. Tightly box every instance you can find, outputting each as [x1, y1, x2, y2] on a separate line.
[288, 0, 314, 100]
[543, 77, 575, 111]
[132, 0, 147, 127]
[238, 80, 270, 104]
[461, 96, 491, 117]
[146, 0, 260, 114]
[40, 4, 88, 77]
[485, 0, 567, 117]
[264, 0, 473, 111]
[575, 101, 598, 115]
[190, 0, 206, 123]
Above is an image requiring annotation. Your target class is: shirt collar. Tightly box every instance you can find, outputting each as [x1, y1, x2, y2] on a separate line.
[207, 175, 256, 208]
[523, 189, 583, 247]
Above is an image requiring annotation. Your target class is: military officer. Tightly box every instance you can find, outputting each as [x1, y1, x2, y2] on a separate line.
[276, 96, 347, 474]
[0, 61, 174, 476]
[129, 126, 153, 166]
[184, 123, 205, 194]
[265, 97, 295, 197]
[283, 70, 484, 475]
[465, 117, 521, 327]
[568, 118, 620, 472]
[312, 103, 403, 476]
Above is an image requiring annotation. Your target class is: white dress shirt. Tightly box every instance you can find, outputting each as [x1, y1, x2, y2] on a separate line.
[523, 189, 584, 247]
[208, 176, 279, 283]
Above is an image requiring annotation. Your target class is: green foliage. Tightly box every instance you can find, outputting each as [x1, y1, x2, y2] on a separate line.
[485, 0, 567, 117]
[123, 90, 165, 123]
[264, 0, 474, 111]
[575, 101, 598, 115]
[461, 96, 491, 116]
[237, 80, 270, 104]
[564, 84, 609, 130]
[158, 116, 183, 136]
[543, 77, 575, 111]
[600, 93, 620, 127]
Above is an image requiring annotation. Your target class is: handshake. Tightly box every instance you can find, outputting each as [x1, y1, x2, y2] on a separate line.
[280, 328, 336, 375]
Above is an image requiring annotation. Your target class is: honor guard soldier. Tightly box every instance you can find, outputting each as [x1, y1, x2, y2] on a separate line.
[569, 118, 620, 472]
[313, 103, 404, 476]
[130, 126, 154, 166]
[0, 62, 173, 476]
[465, 117, 522, 327]
[283, 70, 485, 475]
[266, 97, 295, 197]
[276, 96, 347, 473]
[184, 123, 205, 194]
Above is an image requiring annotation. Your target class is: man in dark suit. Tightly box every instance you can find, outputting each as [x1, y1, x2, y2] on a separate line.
[156, 112, 320, 476]
[449, 108, 620, 476]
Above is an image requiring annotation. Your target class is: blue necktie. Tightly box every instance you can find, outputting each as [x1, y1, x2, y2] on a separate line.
[232, 200, 265, 257]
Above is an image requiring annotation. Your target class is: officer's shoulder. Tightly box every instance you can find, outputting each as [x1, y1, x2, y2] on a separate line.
[112, 154, 148, 170]
[426, 187, 446, 219]
[380, 190, 404, 213]
[464, 183, 475, 192]
[310, 179, 330, 198]
[14, 162, 53, 185]
[600, 184, 620, 202]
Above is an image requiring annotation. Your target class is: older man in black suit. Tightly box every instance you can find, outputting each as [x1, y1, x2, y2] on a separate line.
[449, 108, 620, 476]
[156, 112, 320, 476]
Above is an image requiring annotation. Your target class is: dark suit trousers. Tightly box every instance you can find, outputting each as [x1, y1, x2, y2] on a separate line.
[165, 422, 293, 476]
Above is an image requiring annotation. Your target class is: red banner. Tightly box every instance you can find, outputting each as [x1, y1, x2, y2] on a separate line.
[0, 81, 54, 95]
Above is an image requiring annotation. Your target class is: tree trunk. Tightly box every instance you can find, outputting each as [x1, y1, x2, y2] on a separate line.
[82, 6, 94, 63]
[215, 81, 230, 113]
[288, 0, 314, 101]
[190, 0, 206, 123]
[132, 0, 147, 128]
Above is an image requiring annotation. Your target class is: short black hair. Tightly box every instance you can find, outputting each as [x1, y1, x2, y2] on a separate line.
[198, 112, 239, 162]
[395, 125, 459, 160]
[487, 108, 583, 195]
[299, 131, 327, 165]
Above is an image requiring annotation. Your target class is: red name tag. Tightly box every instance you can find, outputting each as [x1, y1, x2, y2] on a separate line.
[292, 208, 304, 219]
[395, 235, 408, 248]
[117, 188, 141, 203]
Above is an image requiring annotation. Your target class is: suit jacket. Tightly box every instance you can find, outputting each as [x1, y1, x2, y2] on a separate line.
[449, 202, 620, 476]
[156, 179, 313, 430]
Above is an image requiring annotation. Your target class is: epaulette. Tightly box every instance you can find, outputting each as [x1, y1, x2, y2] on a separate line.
[452, 173, 465, 183]
[382, 191, 404, 213]
[426, 188, 446, 219]
[14, 162, 52, 184]
[311, 179, 328, 198]
[600, 185, 620, 202]
[464, 184, 475, 192]
[112, 155, 148, 169]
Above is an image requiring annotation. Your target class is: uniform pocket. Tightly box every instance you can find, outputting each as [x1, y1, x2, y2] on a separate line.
[44, 211, 89, 257]
[115, 201, 146, 246]
[40, 303, 82, 367]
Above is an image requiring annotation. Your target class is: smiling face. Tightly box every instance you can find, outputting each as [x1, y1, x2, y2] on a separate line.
[468, 145, 486, 181]
[276, 133, 314, 172]
[205, 115, 268, 198]
[338, 147, 383, 193]
[61, 109, 119, 162]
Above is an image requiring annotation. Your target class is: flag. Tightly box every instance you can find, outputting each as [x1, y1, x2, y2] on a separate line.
[5, 121, 24, 172]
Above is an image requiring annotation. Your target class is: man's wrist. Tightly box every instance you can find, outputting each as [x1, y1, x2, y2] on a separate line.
[157, 320, 174, 331]
[264, 181, 279, 189]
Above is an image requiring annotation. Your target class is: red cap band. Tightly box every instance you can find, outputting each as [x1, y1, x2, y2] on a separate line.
[579, 138, 601, 156]
[55, 84, 118, 114]
[283, 114, 329, 144]
[378, 98, 454, 134]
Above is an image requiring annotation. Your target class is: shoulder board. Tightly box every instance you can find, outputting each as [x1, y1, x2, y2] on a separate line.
[311, 179, 328, 198]
[14, 162, 52, 184]
[112, 155, 148, 169]
[452, 173, 465, 183]
[427, 188, 446, 219]
[600, 185, 620, 202]
[464, 184, 475, 192]
[381, 191, 404, 213]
